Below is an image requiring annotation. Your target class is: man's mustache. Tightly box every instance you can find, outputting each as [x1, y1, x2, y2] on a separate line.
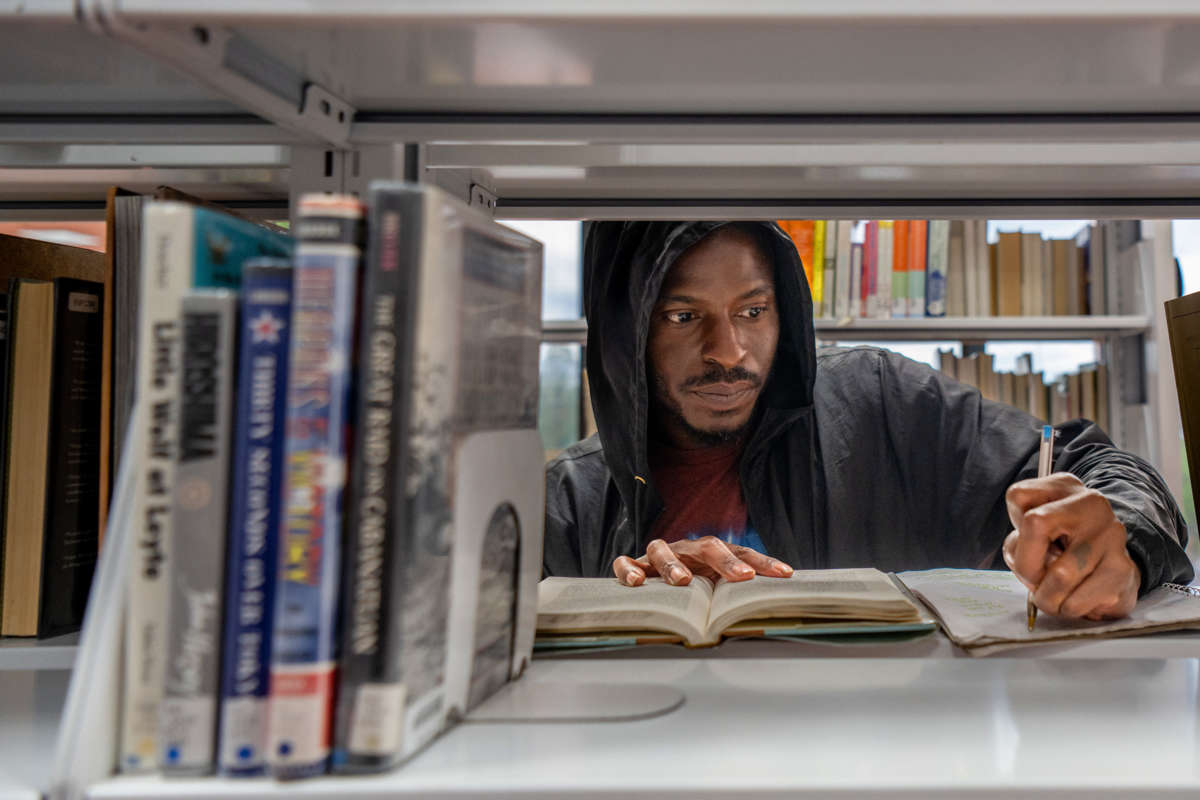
[680, 365, 762, 390]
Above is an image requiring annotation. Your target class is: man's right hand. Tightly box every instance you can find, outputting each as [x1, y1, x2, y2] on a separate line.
[612, 537, 794, 587]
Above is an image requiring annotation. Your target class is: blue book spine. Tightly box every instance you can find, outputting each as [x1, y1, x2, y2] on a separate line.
[217, 260, 293, 776]
[268, 196, 364, 779]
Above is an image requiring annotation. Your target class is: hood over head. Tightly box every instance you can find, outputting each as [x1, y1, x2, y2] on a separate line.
[582, 220, 817, 537]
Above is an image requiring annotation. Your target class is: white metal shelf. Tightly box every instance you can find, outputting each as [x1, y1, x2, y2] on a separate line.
[542, 315, 1152, 344]
[86, 655, 1200, 799]
[0, 634, 80, 671]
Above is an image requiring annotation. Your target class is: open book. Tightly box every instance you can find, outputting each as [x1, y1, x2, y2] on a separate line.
[897, 568, 1200, 655]
[537, 568, 935, 648]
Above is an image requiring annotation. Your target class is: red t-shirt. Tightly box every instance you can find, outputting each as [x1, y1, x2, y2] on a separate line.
[648, 440, 749, 546]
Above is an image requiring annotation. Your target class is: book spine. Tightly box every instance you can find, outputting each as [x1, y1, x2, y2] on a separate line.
[811, 221, 825, 316]
[39, 279, 104, 638]
[161, 289, 239, 774]
[269, 195, 365, 780]
[974, 220, 992, 317]
[925, 220, 948, 318]
[876, 221, 894, 319]
[833, 221, 853, 320]
[863, 222, 877, 318]
[121, 203, 195, 772]
[849, 243, 863, 319]
[333, 187, 418, 773]
[822, 221, 837, 320]
[907, 220, 927, 318]
[891, 220, 909, 318]
[0, 291, 7, 626]
[218, 261, 293, 777]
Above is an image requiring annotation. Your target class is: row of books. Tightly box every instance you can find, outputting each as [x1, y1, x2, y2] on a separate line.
[937, 349, 1111, 432]
[776, 219, 1143, 320]
[118, 184, 545, 780]
[0, 235, 107, 639]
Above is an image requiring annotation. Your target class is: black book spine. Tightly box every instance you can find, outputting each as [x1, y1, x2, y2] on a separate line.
[39, 277, 104, 637]
[333, 187, 421, 772]
[0, 289, 9, 625]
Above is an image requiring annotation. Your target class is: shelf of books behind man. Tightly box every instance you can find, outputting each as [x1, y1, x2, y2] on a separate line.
[775, 218, 1148, 324]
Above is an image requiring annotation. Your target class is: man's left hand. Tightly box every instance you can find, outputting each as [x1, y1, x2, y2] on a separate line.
[1002, 472, 1140, 621]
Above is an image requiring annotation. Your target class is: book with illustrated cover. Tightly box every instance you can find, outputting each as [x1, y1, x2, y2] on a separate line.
[161, 289, 239, 774]
[537, 569, 935, 649]
[334, 182, 543, 773]
[121, 202, 291, 773]
[218, 260, 293, 777]
[268, 194, 364, 780]
[898, 568, 1200, 656]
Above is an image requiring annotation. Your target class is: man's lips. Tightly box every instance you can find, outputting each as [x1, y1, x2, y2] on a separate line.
[688, 382, 755, 410]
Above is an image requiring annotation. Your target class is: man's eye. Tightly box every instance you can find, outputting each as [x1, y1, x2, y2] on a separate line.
[743, 305, 769, 318]
[665, 311, 695, 324]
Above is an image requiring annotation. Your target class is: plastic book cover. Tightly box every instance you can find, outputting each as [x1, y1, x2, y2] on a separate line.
[334, 183, 542, 773]
[218, 259, 293, 777]
[268, 195, 364, 779]
[161, 289, 239, 774]
[121, 202, 291, 773]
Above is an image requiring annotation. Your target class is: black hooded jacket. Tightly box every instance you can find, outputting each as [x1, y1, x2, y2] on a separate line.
[543, 221, 1193, 591]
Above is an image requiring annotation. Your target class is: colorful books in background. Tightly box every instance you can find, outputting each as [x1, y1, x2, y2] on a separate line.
[1, 276, 104, 638]
[268, 194, 365, 780]
[121, 202, 292, 773]
[218, 259, 293, 777]
[161, 289, 239, 774]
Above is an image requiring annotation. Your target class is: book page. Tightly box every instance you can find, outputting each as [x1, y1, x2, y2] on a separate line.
[706, 568, 922, 637]
[537, 577, 715, 645]
[898, 568, 1200, 654]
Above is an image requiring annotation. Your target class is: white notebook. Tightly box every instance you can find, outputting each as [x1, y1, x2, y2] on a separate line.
[896, 568, 1200, 656]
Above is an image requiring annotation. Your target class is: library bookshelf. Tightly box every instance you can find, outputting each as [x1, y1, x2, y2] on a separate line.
[2, 3, 1199, 799]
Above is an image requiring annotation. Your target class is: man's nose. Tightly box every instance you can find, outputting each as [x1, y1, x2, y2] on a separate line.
[701, 316, 747, 369]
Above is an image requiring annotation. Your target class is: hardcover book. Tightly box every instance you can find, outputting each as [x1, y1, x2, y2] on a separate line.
[269, 194, 364, 779]
[1, 277, 104, 638]
[333, 182, 543, 773]
[121, 202, 291, 772]
[218, 259, 293, 777]
[161, 289, 239, 774]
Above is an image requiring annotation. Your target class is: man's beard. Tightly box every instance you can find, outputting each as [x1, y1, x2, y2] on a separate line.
[651, 363, 764, 448]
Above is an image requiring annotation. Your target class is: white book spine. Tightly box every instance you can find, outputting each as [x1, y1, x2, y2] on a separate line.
[121, 202, 194, 772]
[924, 220, 948, 318]
[875, 222, 893, 319]
[833, 220, 853, 319]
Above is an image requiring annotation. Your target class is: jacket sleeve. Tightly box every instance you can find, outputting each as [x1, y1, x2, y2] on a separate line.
[879, 350, 1193, 593]
[1017, 419, 1194, 594]
[543, 460, 584, 578]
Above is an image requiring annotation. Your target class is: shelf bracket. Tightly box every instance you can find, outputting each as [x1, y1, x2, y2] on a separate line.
[82, 0, 354, 147]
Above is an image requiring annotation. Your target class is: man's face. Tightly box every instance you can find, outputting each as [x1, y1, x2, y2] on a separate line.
[647, 228, 780, 449]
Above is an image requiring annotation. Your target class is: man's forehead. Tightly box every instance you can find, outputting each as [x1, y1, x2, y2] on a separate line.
[660, 226, 775, 293]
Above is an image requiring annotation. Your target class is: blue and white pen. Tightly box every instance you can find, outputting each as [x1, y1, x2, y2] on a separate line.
[1027, 424, 1056, 631]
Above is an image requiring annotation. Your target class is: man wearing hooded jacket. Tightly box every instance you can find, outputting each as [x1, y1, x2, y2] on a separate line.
[543, 221, 1193, 620]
